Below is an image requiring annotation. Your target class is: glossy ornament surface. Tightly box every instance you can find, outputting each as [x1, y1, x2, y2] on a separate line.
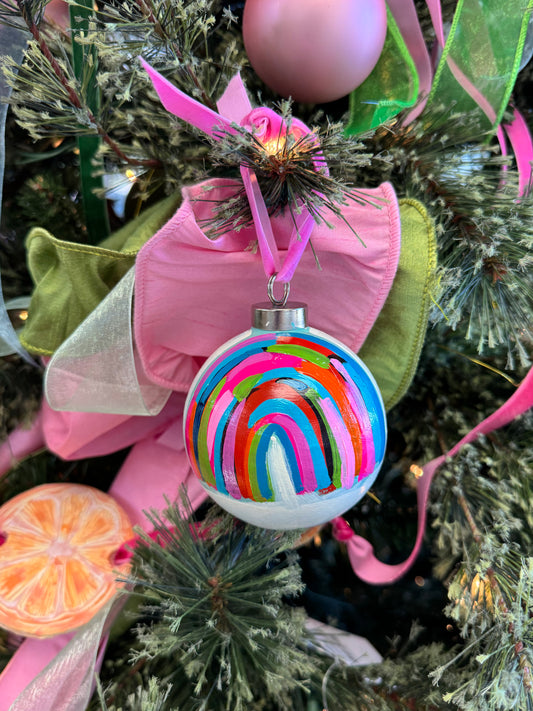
[243, 0, 388, 103]
[0, 483, 134, 637]
[184, 316, 386, 529]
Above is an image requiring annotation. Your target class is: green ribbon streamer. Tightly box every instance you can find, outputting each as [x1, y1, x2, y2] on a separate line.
[359, 198, 436, 411]
[70, 0, 110, 243]
[427, 0, 533, 129]
[346, 7, 419, 135]
[19, 193, 180, 356]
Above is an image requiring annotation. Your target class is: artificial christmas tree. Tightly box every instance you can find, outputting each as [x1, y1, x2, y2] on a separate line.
[0, 1, 532, 709]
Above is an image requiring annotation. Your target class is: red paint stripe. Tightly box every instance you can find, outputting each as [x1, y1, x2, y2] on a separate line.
[297, 361, 363, 475]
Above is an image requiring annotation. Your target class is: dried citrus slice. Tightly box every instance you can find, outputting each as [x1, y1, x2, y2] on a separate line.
[0, 483, 134, 637]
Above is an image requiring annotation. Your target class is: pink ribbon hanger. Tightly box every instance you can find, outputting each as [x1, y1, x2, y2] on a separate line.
[141, 59, 327, 283]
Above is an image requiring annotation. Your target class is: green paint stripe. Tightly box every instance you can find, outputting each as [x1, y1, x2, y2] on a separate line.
[197, 378, 226, 487]
[248, 425, 269, 502]
[305, 389, 342, 488]
[266, 344, 330, 368]
[233, 373, 263, 402]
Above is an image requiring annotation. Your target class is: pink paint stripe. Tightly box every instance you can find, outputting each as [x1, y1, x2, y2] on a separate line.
[319, 397, 355, 489]
[331, 359, 375, 477]
[260, 413, 318, 493]
[224, 352, 303, 391]
[193, 334, 274, 393]
[221, 399, 245, 498]
[206, 389, 234, 473]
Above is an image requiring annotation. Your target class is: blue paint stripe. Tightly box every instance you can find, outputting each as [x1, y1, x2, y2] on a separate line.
[249, 399, 331, 491]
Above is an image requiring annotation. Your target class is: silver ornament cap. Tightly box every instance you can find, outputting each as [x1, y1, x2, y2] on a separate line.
[252, 302, 307, 331]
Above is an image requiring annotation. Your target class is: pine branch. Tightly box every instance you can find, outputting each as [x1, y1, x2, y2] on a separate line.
[354, 106, 533, 368]
[120, 493, 314, 711]
[4, 0, 161, 168]
[428, 416, 533, 709]
[202, 116, 380, 239]
[454, 493, 533, 694]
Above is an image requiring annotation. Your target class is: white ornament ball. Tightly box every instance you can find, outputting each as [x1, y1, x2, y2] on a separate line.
[183, 324, 387, 529]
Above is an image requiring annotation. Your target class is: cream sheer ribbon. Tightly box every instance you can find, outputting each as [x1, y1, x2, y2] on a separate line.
[7, 602, 112, 711]
[45, 268, 170, 415]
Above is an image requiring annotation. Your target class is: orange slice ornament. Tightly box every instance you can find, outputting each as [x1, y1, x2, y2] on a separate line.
[0, 483, 134, 638]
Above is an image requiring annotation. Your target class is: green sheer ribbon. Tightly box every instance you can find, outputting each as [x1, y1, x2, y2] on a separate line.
[427, 0, 533, 129]
[346, 7, 418, 135]
[347, 2, 532, 136]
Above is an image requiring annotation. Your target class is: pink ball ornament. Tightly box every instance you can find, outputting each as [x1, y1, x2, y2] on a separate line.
[243, 0, 388, 104]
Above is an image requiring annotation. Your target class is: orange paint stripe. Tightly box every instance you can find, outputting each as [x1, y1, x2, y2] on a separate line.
[297, 361, 363, 474]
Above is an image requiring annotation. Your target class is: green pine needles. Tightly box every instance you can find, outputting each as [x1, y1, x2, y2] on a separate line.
[204, 115, 378, 240]
[117, 496, 314, 711]
[96, 676, 177, 711]
[429, 417, 533, 711]
[354, 105, 533, 368]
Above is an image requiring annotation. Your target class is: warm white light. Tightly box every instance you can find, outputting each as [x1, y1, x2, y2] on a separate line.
[410, 464, 424, 479]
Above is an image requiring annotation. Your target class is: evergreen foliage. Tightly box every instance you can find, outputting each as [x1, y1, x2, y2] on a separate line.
[0, 1, 532, 709]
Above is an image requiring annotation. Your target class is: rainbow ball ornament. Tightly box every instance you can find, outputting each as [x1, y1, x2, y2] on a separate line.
[242, 0, 388, 104]
[183, 302, 386, 529]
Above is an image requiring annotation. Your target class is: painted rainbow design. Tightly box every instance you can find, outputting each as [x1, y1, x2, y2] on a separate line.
[184, 329, 386, 503]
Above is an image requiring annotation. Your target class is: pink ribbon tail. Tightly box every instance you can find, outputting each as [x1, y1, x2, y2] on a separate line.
[333, 366, 533, 584]
[504, 107, 533, 197]
[140, 58, 234, 139]
[0, 412, 45, 479]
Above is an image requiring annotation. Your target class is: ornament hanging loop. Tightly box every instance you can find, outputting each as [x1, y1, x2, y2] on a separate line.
[267, 274, 290, 307]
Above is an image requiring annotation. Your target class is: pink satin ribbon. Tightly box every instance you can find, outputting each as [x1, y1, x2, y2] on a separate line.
[0, 397, 207, 709]
[333, 363, 533, 585]
[333, 0, 533, 585]
[141, 60, 325, 283]
[0, 412, 45, 479]
[504, 107, 533, 196]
